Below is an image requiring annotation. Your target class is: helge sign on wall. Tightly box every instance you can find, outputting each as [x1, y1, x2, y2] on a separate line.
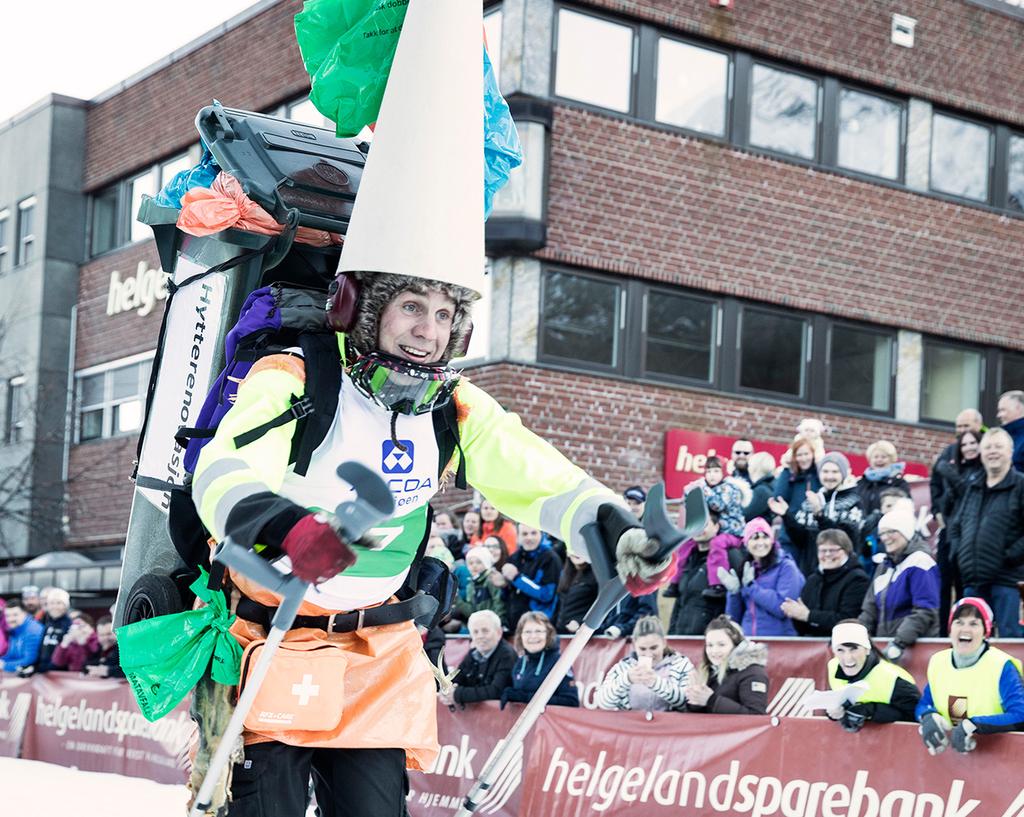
[105, 262, 171, 317]
[662, 430, 930, 499]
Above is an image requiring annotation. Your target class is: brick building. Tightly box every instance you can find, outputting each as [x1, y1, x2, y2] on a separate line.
[9, 0, 1024, 595]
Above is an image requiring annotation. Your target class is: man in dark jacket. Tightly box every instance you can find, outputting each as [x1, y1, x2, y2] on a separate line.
[948, 428, 1024, 637]
[781, 529, 870, 637]
[997, 390, 1024, 473]
[667, 512, 728, 635]
[442, 610, 517, 708]
[929, 408, 983, 635]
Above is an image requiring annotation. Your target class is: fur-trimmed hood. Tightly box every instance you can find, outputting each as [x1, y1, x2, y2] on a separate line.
[727, 640, 768, 671]
[346, 271, 478, 363]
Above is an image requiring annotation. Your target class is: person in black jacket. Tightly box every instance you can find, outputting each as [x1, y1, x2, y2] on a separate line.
[667, 512, 729, 635]
[441, 610, 517, 708]
[500, 525, 562, 632]
[744, 453, 777, 523]
[601, 588, 658, 639]
[947, 428, 1024, 638]
[781, 530, 870, 637]
[555, 552, 598, 634]
[500, 612, 578, 708]
[930, 410, 984, 524]
[20, 587, 72, 676]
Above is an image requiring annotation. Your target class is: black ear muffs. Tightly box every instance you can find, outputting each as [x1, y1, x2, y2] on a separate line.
[326, 272, 361, 332]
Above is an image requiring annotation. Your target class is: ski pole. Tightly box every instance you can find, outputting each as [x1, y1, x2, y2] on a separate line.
[455, 483, 707, 817]
[189, 462, 394, 817]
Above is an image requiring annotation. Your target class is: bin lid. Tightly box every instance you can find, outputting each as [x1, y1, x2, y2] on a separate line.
[195, 104, 367, 235]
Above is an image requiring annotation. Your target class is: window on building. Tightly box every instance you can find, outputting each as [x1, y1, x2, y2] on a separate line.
[77, 357, 152, 442]
[930, 113, 991, 202]
[920, 340, 983, 423]
[16, 197, 36, 266]
[159, 152, 192, 188]
[1008, 134, 1024, 212]
[749, 64, 819, 160]
[827, 324, 893, 412]
[554, 9, 634, 113]
[1000, 352, 1024, 394]
[287, 97, 331, 129]
[90, 186, 119, 256]
[655, 38, 729, 137]
[484, 7, 503, 82]
[540, 269, 621, 368]
[127, 171, 156, 243]
[739, 307, 807, 397]
[837, 89, 902, 181]
[0, 209, 9, 273]
[643, 289, 716, 382]
[6, 376, 25, 444]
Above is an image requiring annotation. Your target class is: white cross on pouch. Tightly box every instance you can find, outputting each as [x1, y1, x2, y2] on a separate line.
[291, 674, 321, 706]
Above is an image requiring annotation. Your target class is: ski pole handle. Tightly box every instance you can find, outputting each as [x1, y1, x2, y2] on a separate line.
[212, 537, 307, 628]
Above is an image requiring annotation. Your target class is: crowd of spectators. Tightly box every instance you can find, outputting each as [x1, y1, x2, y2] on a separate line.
[1, 585, 122, 678]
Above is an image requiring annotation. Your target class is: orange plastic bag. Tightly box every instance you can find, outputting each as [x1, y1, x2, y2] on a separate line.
[177, 172, 342, 247]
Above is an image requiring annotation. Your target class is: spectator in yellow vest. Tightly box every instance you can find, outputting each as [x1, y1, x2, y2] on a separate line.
[825, 620, 920, 732]
[917, 597, 1024, 754]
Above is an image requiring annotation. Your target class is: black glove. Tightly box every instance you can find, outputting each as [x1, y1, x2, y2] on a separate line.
[950, 719, 977, 753]
[919, 712, 950, 755]
[840, 707, 868, 733]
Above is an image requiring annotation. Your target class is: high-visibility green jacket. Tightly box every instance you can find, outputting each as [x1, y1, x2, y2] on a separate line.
[193, 354, 619, 611]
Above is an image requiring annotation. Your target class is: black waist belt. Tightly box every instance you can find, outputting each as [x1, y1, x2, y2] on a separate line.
[235, 593, 435, 634]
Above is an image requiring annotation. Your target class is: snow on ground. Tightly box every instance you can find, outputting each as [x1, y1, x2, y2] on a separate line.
[1, 757, 189, 815]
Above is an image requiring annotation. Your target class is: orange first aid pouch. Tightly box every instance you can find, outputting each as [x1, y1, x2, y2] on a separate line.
[238, 638, 348, 734]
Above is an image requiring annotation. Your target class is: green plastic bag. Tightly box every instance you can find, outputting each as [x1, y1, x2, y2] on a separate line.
[294, 0, 410, 137]
[118, 570, 242, 722]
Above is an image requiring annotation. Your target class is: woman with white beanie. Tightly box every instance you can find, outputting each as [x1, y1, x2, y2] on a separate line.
[858, 507, 940, 661]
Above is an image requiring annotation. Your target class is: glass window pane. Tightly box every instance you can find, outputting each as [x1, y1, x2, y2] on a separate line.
[740, 309, 806, 396]
[645, 291, 715, 381]
[17, 198, 35, 265]
[554, 9, 633, 113]
[287, 98, 331, 129]
[160, 153, 192, 187]
[829, 325, 892, 411]
[90, 187, 118, 256]
[838, 89, 902, 180]
[80, 409, 103, 442]
[541, 271, 619, 367]
[1000, 353, 1024, 394]
[128, 172, 156, 242]
[80, 374, 105, 407]
[113, 400, 143, 434]
[1008, 135, 1024, 212]
[749, 64, 818, 160]
[655, 39, 729, 137]
[921, 342, 982, 422]
[930, 114, 990, 202]
[0, 211, 8, 273]
[111, 364, 141, 400]
[484, 9, 503, 82]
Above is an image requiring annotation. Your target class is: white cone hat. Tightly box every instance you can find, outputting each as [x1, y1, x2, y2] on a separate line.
[337, 0, 485, 295]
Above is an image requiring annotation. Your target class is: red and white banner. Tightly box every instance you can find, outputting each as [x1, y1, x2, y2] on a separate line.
[663, 430, 930, 499]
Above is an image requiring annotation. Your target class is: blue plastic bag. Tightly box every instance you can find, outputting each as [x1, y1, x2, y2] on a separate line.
[483, 45, 522, 219]
[154, 144, 221, 210]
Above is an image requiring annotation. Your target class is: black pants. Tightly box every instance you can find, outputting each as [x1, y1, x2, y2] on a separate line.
[229, 741, 410, 817]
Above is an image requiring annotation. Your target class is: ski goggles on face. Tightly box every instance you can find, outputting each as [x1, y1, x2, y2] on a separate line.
[349, 351, 460, 415]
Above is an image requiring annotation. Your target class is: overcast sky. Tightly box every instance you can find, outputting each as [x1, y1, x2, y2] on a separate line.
[0, 0, 264, 122]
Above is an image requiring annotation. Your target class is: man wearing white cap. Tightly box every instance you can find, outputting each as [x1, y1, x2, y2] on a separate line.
[189, 3, 672, 814]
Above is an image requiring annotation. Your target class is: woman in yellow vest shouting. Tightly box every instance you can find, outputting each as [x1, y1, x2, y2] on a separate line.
[917, 597, 1024, 754]
[825, 620, 920, 731]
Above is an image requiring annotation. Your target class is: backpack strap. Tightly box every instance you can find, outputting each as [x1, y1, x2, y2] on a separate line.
[291, 332, 342, 476]
[433, 396, 467, 489]
[232, 395, 314, 448]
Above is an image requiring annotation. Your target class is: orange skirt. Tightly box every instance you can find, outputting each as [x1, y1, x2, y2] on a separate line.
[229, 613, 439, 771]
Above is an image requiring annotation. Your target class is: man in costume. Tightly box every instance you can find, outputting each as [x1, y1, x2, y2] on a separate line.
[190, 3, 673, 814]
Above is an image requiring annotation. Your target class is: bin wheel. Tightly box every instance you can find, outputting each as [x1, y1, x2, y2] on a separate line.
[123, 573, 183, 624]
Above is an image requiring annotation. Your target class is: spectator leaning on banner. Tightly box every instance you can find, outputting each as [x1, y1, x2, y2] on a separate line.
[684, 615, 769, 715]
[825, 620, 920, 732]
[595, 616, 693, 712]
[781, 529, 870, 638]
[997, 389, 1024, 473]
[50, 612, 100, 672]
[723, 517, 805, 637]
[501, 611, 578, 709]
[440, 610, 516, 709]
[859, 507, 940, 660]
[84, 616, 123, 679]
[917, 598, 1024, 755]
[947, 427, 1024, 638]
[2, 601, 44, 673]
